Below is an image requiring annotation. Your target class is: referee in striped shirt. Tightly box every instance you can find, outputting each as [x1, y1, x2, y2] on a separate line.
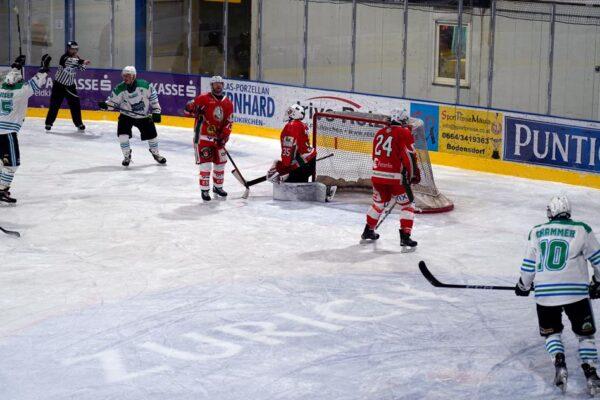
[44, 41, 90, 132]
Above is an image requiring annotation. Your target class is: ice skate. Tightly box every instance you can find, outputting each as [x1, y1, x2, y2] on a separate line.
[212, 186, 228, 198]
[150, 149, 166, 165]
[201, 190, 211, 202]
[0, 188, 16, 204]
[554, 353, 568, 394]
[400, 230, 417, 247]
[360, 224, 379, 242]
[122, 149, 132, 167]
[582, 363, 600, 396]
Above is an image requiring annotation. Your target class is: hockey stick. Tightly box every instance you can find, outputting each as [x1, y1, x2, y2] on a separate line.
[375, 202, 397, 230]
[0, 226, 21, 238]
[374, 176, 415, 230]
[224, 148, 250, 199]
[244, 153, 335, 188]
[105, 102, 149, 118]
[13, 5, 22, 58]
[418, 261, 514, 291]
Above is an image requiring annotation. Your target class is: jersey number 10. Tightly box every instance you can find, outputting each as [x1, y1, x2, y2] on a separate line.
[375, 135, 393, 157]
[537, 239, 569, 272]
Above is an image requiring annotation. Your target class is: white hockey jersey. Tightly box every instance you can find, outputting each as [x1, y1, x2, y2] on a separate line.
[105, 79, 160, 119]
[0, 73, 47, 135]
[520, 219, 600, 306]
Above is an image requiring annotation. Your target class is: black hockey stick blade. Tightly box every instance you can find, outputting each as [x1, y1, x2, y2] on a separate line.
[418, 261, 514, 291]
[0, 226, 21, 238]
[245, 153, 336, 188]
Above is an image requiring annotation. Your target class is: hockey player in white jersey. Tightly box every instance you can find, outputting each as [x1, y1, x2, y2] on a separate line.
[98, 66, 166, 167]
[0, 54, 51, 203]
[515, 195, 600, 395]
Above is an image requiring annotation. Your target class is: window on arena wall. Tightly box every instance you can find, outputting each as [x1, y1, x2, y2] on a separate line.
[226, 0, 251, 80]
[191, 0, 251, 78]
[434, 22, 470, 86]
[192, 0, 224, 76]
[151, 0, 190, 73]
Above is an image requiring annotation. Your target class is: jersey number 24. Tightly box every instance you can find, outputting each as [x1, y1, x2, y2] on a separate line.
[375, 135, 393, 157]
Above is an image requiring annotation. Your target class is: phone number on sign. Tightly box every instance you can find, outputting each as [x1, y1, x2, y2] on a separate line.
[441, 132, 490, 145]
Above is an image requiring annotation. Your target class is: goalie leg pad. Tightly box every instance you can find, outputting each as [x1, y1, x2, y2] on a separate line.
[273, 182, 329, 202]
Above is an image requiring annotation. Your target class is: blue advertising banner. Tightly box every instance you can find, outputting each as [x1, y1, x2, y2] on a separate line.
[25, 67, 201, 117]
[410, 102, 439, 151]
[504, 117, 600, 174]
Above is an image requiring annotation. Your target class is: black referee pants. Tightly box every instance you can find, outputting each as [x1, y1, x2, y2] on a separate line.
[45, 82, 83, 127]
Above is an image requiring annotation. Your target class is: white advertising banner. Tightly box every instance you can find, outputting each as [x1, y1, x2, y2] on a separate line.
[201, 78, 410, 131]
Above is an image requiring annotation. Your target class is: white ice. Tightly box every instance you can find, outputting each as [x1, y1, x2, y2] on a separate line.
[1, 117, 600, 399]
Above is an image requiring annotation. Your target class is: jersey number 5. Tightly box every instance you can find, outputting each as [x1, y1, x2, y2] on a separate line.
[0, 100, 13, 116]
[375, 135, 393, 157]
[537, 239, 569, 272]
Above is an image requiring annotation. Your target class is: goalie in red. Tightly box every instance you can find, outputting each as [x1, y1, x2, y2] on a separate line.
[361, 108, 420, 247]
[185, 76, 234, 202]
[267, 104, 317, 183]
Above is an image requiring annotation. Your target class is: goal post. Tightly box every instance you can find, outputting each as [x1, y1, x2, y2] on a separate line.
[312, 110, 454, 214]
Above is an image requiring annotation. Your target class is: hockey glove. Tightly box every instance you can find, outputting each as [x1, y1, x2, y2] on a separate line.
[590, 276, 600, 299]
[267, 161, 286, 183]
[515, 278, 531, 297]
[98, 101, 109, 110]
[184, 100, 197, 117]
[152, 113, 162, 123]
[39, 54, 51, 73]
[12, 55, 26, 70]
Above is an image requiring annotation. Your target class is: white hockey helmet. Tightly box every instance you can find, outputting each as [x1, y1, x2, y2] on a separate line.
[3, 68, 22, 86]
[121, 66, 137, 77]
[390, 108, 409, 125]
[286, 104, 305, 121]
[547, 195, 571, 220]
[210, 75, 224, 85]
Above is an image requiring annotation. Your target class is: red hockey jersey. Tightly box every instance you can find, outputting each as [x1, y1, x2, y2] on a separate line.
[277, 119, 317, 173]
[185, 92, 234, 142]
[371, 125, 416, 185]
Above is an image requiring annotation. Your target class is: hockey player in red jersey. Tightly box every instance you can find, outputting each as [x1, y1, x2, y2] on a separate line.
[184, 76, 234, 201]
[361, 108, 420, 247]
[267, 104, 317, 183]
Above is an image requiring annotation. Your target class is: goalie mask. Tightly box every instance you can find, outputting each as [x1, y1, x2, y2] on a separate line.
[547, 195, 571, 220]
[390, 108, 409, 126]
[286, 104, 305, 121]
[3, 68, 23, 86]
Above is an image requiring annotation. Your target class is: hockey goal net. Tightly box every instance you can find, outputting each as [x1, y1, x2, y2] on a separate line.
[312, 111, 453, 213]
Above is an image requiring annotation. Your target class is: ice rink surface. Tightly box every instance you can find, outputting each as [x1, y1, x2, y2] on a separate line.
[1, 118, 600, 399]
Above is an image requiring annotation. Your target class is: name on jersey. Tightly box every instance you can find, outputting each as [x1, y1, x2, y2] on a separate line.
[536, 227, 576, 239]
[0, 92, 14, 99]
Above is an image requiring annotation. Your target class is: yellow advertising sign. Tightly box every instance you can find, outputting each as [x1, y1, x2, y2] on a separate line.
[438, 106, 503, 159]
